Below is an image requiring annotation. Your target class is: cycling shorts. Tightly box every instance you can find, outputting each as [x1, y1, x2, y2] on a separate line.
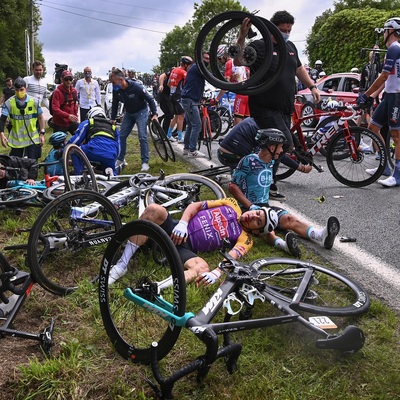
[233, 94, 250, 118]
[170, 98, 184, 116]
[370, 92, 400, 130]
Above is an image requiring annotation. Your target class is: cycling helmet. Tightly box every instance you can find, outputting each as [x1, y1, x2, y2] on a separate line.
[255, 128, 287, 148]
[127, 67, 136, 73]
[319, 71, 326, 77]
[260, 207, 279, 234]
[49, 131, 67, 148]
[180, 56, 194, 65]
[87, 106, 106, 119]
[14, 77, 26, 89]
[315, 60, 323, 66]
[384, 17, 400, 34]
[326, 100, 339, 110]
[217, 45, 228, 58]
[350, 67, 359, 73]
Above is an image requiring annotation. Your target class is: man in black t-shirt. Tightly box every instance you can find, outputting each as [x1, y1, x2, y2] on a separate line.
[236, 11, 320, 200]
[0, 78, 15, 105]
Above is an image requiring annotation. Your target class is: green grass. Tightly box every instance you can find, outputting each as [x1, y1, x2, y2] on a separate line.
[1, 132, 400, 399]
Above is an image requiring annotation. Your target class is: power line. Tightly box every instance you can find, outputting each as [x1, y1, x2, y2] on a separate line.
[39, 4, 169, 34]
[96, 0, 186, 15]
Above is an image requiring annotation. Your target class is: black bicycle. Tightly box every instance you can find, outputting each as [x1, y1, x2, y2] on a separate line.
[99, 221, 370, 399]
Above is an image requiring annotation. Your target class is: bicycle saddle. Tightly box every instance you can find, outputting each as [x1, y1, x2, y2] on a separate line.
[316, 325, 365, 353]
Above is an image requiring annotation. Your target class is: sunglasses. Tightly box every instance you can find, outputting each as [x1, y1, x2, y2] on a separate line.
[64, 77, 73, 81]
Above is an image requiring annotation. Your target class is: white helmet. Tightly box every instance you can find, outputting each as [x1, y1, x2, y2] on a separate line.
[315, 60, 323, 66]
[319, 71, 326, 77]
[87, 106, 106, 119]
[217, 45, 228, 58]
[384, 17, 400, 34]
[350, 67, 359, 73]
[260, 207, 279, 234]
[327, 100, 339, 110]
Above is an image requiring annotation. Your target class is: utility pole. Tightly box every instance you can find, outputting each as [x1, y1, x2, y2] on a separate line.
[30, 0, 35, 67]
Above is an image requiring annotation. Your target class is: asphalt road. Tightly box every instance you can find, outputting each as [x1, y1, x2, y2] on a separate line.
[169, 138, 400, 312]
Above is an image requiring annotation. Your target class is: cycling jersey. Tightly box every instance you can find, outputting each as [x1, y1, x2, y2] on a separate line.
[382, 41, 400, 93]
[168, 67, 187, 97]
[224, 59, 249, 83]
[231, 154, 274, 205]
[187, 198, 253, 258]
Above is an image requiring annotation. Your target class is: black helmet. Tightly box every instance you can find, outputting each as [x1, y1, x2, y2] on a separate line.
[180, 56, 193, 65]
[14, 76, 27, 89]
[255, 129, 286, 148]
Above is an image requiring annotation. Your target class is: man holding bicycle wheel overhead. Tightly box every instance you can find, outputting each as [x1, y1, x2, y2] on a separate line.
[235, 11, 320, 200]
[358, 18, 400, 187]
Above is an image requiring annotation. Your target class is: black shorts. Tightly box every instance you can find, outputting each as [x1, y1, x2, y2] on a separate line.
[160, 214, 197, 264]
[170, 99, 184, 116]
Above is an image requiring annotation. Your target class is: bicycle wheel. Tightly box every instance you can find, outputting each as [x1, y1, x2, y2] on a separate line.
[253, 258, 370, 316]
[275, 152, 299, 181]
[0, 187, 37, 206]
[148, 118, 168, 162]
[62, 144, 98, 192]
[145, 173, 226, 217]
[326, 126, 386, 187]
[208, 109, 222, 140]
[99, 220, 186, 364]
[195, 12, 286, 95]
[27, 189, 122, 296]
[203, 117, 213, 160]
[216, 106, 233, 136]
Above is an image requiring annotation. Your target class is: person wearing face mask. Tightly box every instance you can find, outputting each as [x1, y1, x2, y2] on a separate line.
[235, 10, 320, 201]
[0, 77, 45, 160]
[75, 66, 101, 121]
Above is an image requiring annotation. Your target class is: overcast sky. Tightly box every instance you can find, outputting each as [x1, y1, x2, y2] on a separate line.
[37, 0, 335, 83]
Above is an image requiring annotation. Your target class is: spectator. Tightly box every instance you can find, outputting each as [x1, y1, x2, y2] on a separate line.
[51, 70, 79, 135]
[228, 128, 340, 255]
[235, 11, 320, 201]
[358, 17, 400, 187]
[309, 60, 325, 82]
[75, 66, 101, 121]
[110, 68, 158, 172]
[0, 77, 45, 160]
[0, 154, 38, 189]
[67, 106, 120, 176]
[24, 60, 49, 109]
[107, 197, 278, 286]
[181, 52, 210, 157]
[0, 78, 15, 105]
[167, 56, 193, 142]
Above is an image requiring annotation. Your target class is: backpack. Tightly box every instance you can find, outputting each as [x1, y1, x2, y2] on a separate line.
[48, 90, 78, 116]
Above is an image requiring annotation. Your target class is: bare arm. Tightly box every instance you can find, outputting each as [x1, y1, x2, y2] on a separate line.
[365, 72, 388, 97]
[228, 181, 252, 210]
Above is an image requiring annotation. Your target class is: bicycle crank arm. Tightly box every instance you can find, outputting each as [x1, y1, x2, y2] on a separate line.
[313, 163, 324, 172]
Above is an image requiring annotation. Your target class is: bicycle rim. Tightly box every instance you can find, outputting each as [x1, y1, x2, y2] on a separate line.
[144, 173, 225, 218]
[99, 220, 186, 364]
[27, 189, 122, 296]
[253, 258, 370, 316]
[62, 144, 98, 192]
[148, 119, 168, 162]
[326, 126, 386, 187]
[275, 152, 298, 181]
[0, 188, 38, 206]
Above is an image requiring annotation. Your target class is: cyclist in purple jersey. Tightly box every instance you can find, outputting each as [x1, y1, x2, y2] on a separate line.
[108, 198, 279, 287]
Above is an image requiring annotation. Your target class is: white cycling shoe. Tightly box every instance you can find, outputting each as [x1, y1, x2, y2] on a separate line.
[378, 176, 400, 187]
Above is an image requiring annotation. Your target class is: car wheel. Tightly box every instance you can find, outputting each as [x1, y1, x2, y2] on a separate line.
[301, 103, 318, 128]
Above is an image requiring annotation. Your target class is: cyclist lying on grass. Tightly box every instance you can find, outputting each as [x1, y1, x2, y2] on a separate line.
[228, 128, 340, 258]
[108, 197, 278, 287]
[0, 154, 38, 189]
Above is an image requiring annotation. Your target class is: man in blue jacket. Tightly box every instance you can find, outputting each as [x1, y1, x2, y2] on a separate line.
[110, 69, 158, 172]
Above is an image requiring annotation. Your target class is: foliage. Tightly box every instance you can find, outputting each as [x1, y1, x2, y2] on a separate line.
[305, 7, 399, 73]
[333, 0, 400, 12]
[0, 0, 44, 83]
[158, 0, 245, 72]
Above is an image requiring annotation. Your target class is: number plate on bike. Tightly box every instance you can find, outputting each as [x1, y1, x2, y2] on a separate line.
[309, 316, 337, 329]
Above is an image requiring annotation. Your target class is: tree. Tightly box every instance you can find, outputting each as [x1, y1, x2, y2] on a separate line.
[0, 0, 44, 83]
[158, 0, 245, 71]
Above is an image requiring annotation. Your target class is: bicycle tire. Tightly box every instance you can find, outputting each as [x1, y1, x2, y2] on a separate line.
[204, 117, 213, 160]
[208, 109, 222, 140]
[99, 220, 186, 364]
[144, 173, 226, 217]
[216, 106, 233, 136]
[0, 187, 38, 206]
[148, 119, 169, 162]
[27, 189, 122, 296]
[43, 181, 112, 202]
[326, 126, 386, 187]
[275, 153, 298, 181]
[195, 12, 284, 95]
[253, 257, 370, 316]
[62, 144, 98, 192]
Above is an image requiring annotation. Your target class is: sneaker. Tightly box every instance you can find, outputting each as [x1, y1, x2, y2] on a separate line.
[167, 135, 177, 142]
[378, 176, 400, 187]
[178, 138, 185, 144]
[178, 134, 184, 143]
[285, 232, 301, 258]
[108, 264, 127, 285]
[141, 163, 150, 172]
[183, 148, 189, 156]
[188, 150, 206, 157]
[358, 142, 372, 153]
[366, 166, 391, 176]
[321, 216, 340, 249]
[269, 185, 286, 201]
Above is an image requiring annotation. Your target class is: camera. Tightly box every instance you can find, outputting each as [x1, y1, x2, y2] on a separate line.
[374, 28, 384, 34]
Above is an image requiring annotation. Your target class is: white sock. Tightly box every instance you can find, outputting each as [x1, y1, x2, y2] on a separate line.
[116, 241, 139, 269]
[307, 226, 324, 244]
[157, 276, 173, 290]
[274, 238, 289, 253]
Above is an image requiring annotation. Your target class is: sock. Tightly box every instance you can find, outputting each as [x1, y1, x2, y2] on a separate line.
[274, 238, 289, 253]
[167, 127, 173, 137]
[177, 130, 183, 140]
[306, 226, 323, 244]
[116, 241, 139, 269]
[157, 276, 173, 290]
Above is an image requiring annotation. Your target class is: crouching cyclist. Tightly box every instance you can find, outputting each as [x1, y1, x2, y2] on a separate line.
[67, 106, 120, 176]
[44, 131, 67, 176]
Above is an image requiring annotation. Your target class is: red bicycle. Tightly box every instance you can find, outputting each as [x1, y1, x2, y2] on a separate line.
[277, 104, 387, 188]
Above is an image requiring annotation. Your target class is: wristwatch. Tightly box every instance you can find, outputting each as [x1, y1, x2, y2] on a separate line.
[309, 85, 317, 90]
[39, 130, 45, 135]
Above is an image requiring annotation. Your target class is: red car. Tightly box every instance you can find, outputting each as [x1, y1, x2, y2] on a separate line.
[294, 72, 360, 127]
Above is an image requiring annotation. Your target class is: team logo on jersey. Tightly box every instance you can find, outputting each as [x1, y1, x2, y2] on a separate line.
[258, 169, 272, 187]
[211, 209, 229, 238]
